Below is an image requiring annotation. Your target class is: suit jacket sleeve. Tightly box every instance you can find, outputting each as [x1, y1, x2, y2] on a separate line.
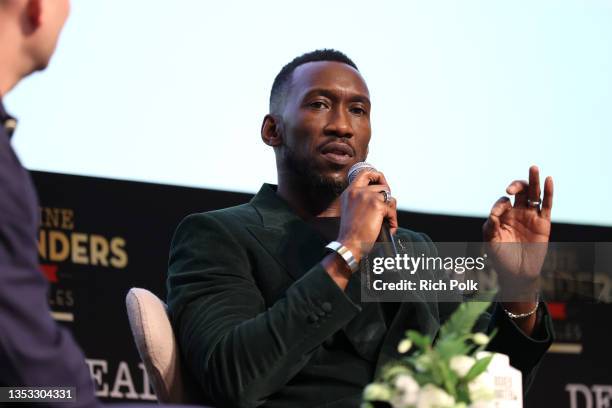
[166, 213, 362, 407]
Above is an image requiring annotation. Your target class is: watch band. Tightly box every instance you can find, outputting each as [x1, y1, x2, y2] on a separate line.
[325, 241, 359, 273]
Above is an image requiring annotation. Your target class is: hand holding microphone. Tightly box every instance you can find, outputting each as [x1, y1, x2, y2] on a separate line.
[336, 162, 398, 265]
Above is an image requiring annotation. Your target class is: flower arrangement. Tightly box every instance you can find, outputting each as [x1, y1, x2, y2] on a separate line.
[362, 301, 501, 408]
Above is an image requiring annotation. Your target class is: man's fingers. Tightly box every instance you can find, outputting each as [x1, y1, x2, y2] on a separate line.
[483, 196, 511, 241]
[506, 179, 528, 195]
[490, 196, 512, 218]
[365, 185, 392, 202]
[506, 167, 543, 209]
[506, 180, 528, 207]
[541, 176, 554, 219]
[350, 168, 393, 190]
[528, 165, 542, 204]
[482, 219, 497, 241]
[378, 173, 392, 191]
[385, 198, 399, 234]
[350, 169, 384, 187]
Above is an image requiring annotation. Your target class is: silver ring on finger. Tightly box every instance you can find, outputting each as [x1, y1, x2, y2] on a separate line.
[527, 198, 541, 208]
[379, 190, 392, 204]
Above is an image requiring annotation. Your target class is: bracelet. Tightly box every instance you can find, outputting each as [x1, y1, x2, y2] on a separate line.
[502, 294, 540, 319]
[325, 241, 359, 273]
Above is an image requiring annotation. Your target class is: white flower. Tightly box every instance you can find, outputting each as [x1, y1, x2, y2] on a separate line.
[363, 383, 393, 402]
[472, 332, 489, 346]
[449, 355, 475, 378]
[468, 372, 495, 402]
[475, 351, 492, 360]
[398, 339, 413, 354]
[416, 384, 456, 408]
[390, 374, 420, 407]
[414, 354, 431, 372]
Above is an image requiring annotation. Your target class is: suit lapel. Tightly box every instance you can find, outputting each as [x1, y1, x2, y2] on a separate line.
[246, 223, 327, 282]
[246, 184, 327, 282]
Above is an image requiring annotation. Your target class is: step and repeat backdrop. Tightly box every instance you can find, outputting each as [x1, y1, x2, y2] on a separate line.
[32, 170, 612, 408]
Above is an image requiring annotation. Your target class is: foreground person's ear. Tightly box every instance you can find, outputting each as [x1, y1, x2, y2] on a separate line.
[25, 0, 44, 29]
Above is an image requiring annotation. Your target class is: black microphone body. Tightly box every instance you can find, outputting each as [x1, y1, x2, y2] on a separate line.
[347, 162, 398, 257]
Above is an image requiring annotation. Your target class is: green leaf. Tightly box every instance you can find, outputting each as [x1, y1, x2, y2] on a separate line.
[406, 330, 431, 349]
[456, 383, 471, 403]
[428, 354, 444, 385]
[487, 327, 498, 344]
[434, 337, 470, 361]
[439, 300, 493, 340]
[464, 355, 493, 383]
[413, 371, 435, 386]
[437, 358, 458, 398]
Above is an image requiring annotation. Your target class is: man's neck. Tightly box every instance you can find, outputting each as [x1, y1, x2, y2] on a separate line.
[276, 175, 342, 220]
[0, 72, 20, 96]
[0, 25, 27, 95]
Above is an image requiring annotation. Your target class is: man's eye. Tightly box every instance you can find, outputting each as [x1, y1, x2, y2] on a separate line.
[351, 107, 367, 115]
[309, 101, 328, 109]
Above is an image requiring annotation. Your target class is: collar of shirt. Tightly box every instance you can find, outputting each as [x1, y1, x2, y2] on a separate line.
[0, 98, 18, 139]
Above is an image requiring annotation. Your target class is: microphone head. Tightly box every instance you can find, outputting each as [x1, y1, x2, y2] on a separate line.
[348, 162, 376, 184]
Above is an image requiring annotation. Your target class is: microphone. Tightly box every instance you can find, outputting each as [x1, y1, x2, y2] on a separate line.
[347, 162, 398, 257]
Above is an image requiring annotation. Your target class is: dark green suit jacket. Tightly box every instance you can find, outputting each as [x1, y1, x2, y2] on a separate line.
[167, 184, 553, 408]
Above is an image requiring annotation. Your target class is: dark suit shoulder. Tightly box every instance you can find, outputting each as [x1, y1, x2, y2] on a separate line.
[185, 202, 261, 228]
[170, 203, 260, 243]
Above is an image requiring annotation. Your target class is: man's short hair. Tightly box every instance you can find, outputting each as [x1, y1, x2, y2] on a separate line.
[269, 49, 359, 115]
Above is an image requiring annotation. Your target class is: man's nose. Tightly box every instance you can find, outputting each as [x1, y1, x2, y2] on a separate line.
[324, 108, 353, 138]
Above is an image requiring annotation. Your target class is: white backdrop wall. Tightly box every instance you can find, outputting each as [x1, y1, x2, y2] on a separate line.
[6, 0, 612, 226]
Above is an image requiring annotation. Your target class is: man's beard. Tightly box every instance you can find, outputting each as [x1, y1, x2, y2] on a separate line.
[283, 146, 348, 197]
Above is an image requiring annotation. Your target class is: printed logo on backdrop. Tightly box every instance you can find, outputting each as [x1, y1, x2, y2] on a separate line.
[38, 206, 129, 322]
[85, 359, 156, 401]
[566, 383, 612, 408]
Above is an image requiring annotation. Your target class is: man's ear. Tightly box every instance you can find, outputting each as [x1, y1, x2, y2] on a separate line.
[25, 0, 43, 29]
[261, 114, 283, 147]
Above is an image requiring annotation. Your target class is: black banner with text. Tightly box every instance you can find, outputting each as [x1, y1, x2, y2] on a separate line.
[31, 171, 612, 407]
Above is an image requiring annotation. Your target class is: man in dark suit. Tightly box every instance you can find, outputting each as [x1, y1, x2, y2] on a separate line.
[167, 49, 554, 407]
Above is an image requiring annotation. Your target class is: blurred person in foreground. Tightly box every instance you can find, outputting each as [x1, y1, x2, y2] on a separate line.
[0, 1, 205, 407]
[0, 1, 100, 406]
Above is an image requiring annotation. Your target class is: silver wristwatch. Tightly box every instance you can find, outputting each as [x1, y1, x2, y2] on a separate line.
[325, 241, 359, 273]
